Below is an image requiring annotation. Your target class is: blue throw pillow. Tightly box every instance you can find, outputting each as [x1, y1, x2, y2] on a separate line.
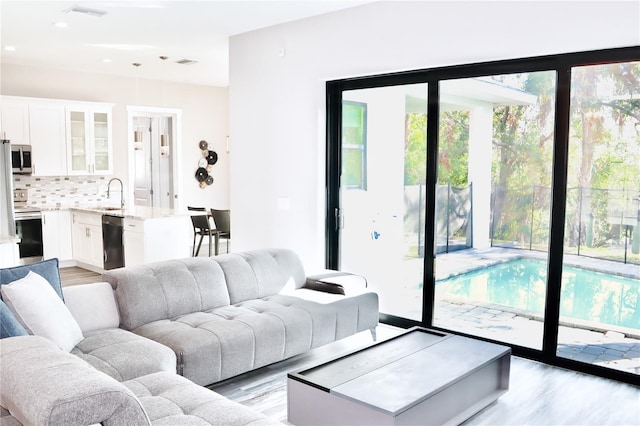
[0, 258, 63, 300]
[0, 299, 28, 338]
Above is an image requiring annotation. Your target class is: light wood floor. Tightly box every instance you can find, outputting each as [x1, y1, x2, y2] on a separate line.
[60, 268, 639, 425]
[211, 325, 640, 426]
[59, 266, 102, 286]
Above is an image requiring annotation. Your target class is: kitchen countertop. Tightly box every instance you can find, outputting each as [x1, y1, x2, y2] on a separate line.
[68, 205, 188, 220]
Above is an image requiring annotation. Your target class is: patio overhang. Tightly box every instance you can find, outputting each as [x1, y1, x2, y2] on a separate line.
[405, 78, 537, 113]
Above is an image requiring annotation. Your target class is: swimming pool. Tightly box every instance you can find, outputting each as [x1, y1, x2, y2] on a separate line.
[436, 258, 640, 330]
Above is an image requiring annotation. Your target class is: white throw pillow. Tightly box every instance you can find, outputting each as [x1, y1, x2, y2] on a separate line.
[1, 271, 84, 352]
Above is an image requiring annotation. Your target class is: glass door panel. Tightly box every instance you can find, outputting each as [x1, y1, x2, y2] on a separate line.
[93, 112, 110, 172]
[433, 72, 556, 349]
[340, 83, 428, 321]
[69, 110, 87, 173]
[558, 62, 640, 375]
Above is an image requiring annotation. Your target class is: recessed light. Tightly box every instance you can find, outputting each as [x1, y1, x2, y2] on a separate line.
[102, 58, 112, 63]
[176, 59, 198, 65]
[53, 21, 68, 28]
[4, 46, 16, 52]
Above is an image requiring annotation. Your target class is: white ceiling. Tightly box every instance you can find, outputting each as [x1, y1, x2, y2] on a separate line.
[0, 0, 368, 87]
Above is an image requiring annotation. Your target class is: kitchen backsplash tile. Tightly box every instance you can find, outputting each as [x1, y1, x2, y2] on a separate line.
[13, 175, 115, 209]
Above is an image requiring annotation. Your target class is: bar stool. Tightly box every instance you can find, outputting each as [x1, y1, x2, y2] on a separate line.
[188, 206, 217, 256]
[210, 208, 231, 255]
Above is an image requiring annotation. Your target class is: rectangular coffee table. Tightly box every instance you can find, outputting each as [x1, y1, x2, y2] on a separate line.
[287, 327, 510, 425]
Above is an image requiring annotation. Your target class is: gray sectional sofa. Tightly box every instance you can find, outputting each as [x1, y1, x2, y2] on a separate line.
[1, 335, 280, 426]
[0, 248, 379, 425]
[103, 248, 379, 386]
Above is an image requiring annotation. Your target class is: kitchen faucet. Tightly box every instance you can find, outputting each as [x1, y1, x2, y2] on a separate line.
[107, 177, 125, 209]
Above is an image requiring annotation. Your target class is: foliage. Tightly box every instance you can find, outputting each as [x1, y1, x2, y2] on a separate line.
[404, 113, 427, 185]
[438, 111, 469, 186]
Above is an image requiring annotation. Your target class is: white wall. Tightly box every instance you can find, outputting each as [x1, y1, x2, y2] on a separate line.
[1, 63, 230, 211]
[229, 1, 639, 270]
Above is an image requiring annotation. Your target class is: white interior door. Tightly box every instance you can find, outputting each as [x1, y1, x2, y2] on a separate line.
[133, 116, 152, 207]
[132, 114, 174, 209]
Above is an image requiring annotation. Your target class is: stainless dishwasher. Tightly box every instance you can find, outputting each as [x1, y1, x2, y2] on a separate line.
[102, 215, 125, 270]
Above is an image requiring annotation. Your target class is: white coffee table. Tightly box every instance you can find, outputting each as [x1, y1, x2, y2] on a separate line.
[287, 327, 510, 425]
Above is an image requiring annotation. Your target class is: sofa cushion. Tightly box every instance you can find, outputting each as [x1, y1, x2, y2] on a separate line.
[63, 282, 120, 333]
[0, 300, 27, 338]
[104, 258, 231, 331]
[0, 335, 150, 426]
[1, 271, 83, 352]
[0, 258, 63, 299]
[124, 372, 282, 425]
[132, 301, 315, 386]
[72, 328, 177, 382]
[215, 249, 307, 304]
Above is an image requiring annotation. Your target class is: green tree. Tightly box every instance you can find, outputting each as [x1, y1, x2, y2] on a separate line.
[438, 111, 469, 186]
[491, 72, 556, 244]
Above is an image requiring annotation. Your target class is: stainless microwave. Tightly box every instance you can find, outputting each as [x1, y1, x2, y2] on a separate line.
[11, 144, 32, 174]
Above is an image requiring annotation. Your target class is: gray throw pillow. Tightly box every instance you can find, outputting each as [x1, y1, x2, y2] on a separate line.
[0, 299, 28, 338]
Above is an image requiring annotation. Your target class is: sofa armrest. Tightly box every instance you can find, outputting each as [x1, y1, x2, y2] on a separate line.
[304, 271, 368, 295]
[0, 335, 150, 426]
[63, 282, 120, 333]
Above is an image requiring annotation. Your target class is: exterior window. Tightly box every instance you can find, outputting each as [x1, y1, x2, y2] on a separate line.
[342, 101, 367, 190]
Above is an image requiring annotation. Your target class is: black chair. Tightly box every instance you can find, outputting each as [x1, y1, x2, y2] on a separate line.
[188, 206, 216, 257]
[210, 209, 231, 254]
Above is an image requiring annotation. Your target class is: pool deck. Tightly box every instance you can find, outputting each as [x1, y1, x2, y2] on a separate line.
[409, 247, 640, 375]
[436, 299, 640, 375]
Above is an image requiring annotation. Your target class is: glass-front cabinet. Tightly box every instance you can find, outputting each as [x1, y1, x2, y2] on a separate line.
[66, 104, 113, 175]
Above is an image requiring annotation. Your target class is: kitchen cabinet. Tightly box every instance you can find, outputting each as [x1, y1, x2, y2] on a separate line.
[42, 210, 73, 262]
[67, 105, 113, 175]
[28, 103, 67, 176]
[1, 97, 67, 176]
[71, 211, 103, 269]
[123, 216, 191, 266]
[1, 96, 113, 177]
[0, 98, 30, 145]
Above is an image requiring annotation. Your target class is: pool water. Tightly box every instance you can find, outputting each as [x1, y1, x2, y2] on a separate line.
[437, 258, 640, 330]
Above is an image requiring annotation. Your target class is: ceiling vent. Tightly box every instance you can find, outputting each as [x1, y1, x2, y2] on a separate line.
[176, 59, 198, 65]
[64, 5, 108, 18]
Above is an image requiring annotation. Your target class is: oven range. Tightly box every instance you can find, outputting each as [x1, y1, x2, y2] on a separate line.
[14, 190, 43, 264]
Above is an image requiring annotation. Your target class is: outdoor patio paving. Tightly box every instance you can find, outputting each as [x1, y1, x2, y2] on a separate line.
[436, 299, 640, 375]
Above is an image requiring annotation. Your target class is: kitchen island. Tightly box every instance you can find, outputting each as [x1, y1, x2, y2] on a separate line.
[65, 206, 192, 272]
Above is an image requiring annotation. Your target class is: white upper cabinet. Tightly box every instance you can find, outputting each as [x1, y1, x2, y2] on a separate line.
[29, 103, 67, 176]
[0, 98, 30, 145]
[1, 97, 67, 176]
[66, 104, 113, 175]
[1, 96, 113, 177]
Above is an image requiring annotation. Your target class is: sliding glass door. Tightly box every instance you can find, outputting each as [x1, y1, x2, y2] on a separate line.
[557, 61, 640, 374]
[326, 47, 639, 384]
[433, 72, 556, 349]
[340, 84, 428, 321]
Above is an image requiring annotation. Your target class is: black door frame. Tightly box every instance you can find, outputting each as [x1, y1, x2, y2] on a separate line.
[325, 46, 639, 385]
